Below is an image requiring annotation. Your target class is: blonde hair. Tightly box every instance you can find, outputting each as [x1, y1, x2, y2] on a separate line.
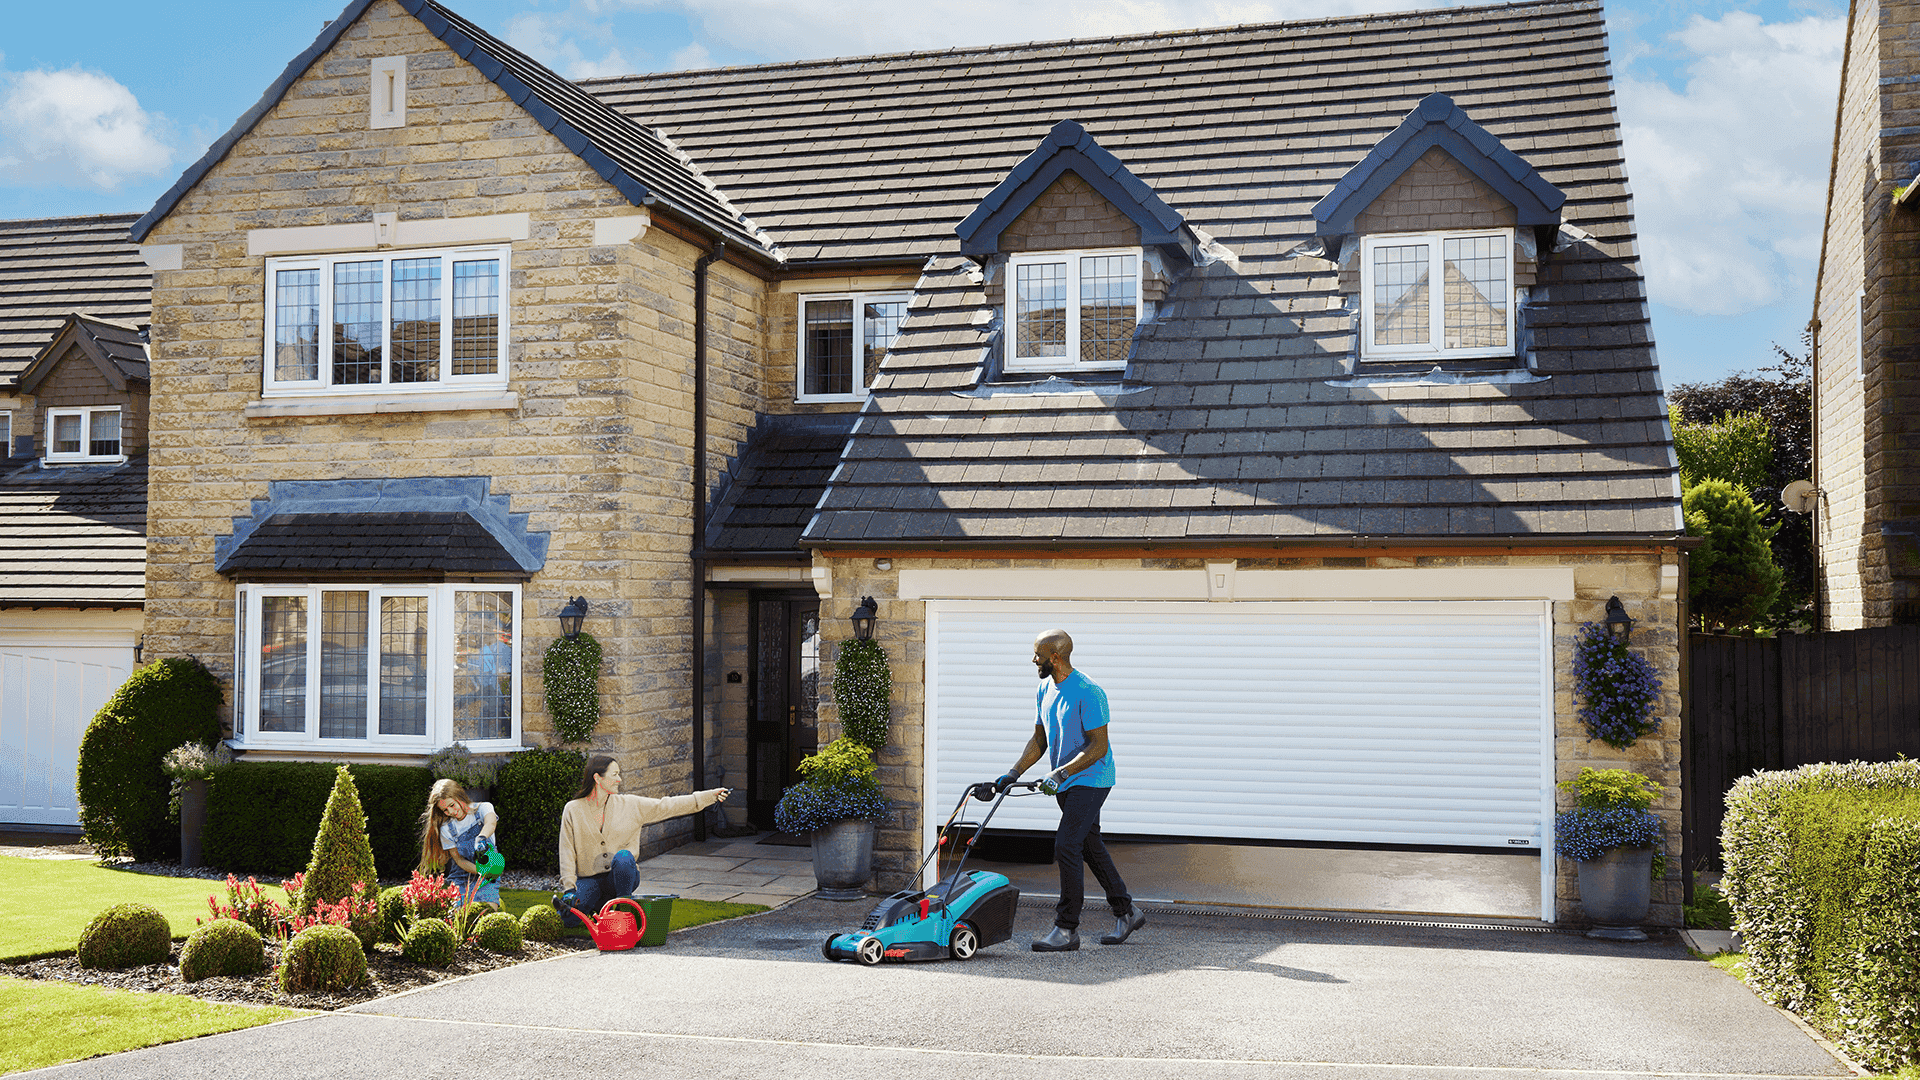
[418, 778, 470, 872]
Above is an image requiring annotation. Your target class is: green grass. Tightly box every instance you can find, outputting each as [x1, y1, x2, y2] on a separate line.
[0, 856, 247, 961]
[498, 889, 764, 940]
[0, 976, 306, 1074]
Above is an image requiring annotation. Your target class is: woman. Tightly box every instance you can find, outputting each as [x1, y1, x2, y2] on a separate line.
[419, 778, 501, 908]
[556, 756, 729, 925]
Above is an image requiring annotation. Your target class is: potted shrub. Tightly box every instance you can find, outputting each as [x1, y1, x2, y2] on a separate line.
[162, 741, 228, 868]
[426, 742, 500, 803]
[1555, 767, 1665, 940]
[775, 736, 889, 900]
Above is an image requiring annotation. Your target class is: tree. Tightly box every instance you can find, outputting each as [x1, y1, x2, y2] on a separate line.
[1670, 405, 1772, 492]
[1684, 479, 1784, 634]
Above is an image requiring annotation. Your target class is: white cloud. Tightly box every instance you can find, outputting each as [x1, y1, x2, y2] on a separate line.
[1618, 12, 1844, 317]
[504, 11, 638, 81]
[0, 67, 173, 191]
[669, 42, 714, 70]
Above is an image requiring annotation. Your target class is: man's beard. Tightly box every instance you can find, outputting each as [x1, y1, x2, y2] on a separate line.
[1035, 660, 1054, 678]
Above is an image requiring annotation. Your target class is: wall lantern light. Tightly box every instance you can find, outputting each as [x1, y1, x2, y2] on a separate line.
[558, 596, 590, 640]
[1604, 595, 1634, 644]
[850, 596, 879, 641]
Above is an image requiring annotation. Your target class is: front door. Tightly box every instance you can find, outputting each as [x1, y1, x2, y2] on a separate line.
[747, 594, 820, 829]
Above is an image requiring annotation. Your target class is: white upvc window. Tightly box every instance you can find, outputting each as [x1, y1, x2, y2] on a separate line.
[232, 583, 521, 753]
[1005, 249, 1140, 372]
[797, 292, 909, 401]
[1360, 230, 1514, 361]
[44, 406, 124, 464]
[263, 244, 510, 395]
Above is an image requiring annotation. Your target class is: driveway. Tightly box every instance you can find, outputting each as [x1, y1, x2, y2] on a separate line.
[28, 899, 1850, 1080]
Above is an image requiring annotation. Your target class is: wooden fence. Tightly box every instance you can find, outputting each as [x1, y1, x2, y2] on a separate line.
[1686, 626, 1920, 869]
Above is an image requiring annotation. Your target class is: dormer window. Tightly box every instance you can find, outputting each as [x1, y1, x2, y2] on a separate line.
[45, 407, 123, 465]
[1360, 230, 1513, 361]
[1007, 249, 1138, 371]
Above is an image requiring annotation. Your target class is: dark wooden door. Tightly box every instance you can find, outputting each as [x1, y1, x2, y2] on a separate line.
[746, 594, 820, 829]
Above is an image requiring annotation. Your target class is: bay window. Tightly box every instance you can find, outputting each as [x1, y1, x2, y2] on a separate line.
[235, 583, 519, 752]
[1006, 249, 1139, 371]
[797, 292, 909, 401]
[1360, 230, 1513, 361]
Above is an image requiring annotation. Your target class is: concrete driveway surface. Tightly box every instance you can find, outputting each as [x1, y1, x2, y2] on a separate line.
[27, 898, 1851, 1080]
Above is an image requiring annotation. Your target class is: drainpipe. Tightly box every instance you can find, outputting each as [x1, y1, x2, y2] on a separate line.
[691, 240, 725, 842]
[1808, 316, 1823, 631]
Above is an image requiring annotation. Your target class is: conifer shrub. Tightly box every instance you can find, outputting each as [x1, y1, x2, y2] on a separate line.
[75, 657, 223, 860]
[293, 765, 379, 919]
[520, 904, 563, 943]
[1684, 479, 1784, 633]
[277, 923, 367, 994]
[472, 911, 523, 953]
[179, 918, 265, 982]
[76, 902, 172, 970]
[402, 917, 458, 967]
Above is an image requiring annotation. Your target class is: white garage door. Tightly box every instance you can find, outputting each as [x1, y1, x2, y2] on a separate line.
[0, 643, 133, 827]
[927, 600, 1553, 852]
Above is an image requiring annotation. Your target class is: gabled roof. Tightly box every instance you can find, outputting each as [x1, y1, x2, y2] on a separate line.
[1312, 92, 1567, 238]
[0, 457, 145, 608]
[0, 215, 149, 386]
[955, 120, 1195, 260]
[132, 0, 778, 258]
[19, 314, 148, 395]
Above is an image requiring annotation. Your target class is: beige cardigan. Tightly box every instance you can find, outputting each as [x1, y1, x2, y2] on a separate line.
[558, 789, 725, 888]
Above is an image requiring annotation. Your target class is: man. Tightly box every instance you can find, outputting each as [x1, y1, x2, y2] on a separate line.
[997, 628, 1147, 952]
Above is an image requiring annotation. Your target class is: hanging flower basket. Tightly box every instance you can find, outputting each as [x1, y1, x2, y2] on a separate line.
[1571, 622, 1662, 748]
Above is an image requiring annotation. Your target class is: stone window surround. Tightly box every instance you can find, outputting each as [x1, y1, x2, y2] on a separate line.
[1003, 246, 1141, 374]
[233, 581, 523, 756]
[44, 405, 124, 465]
[1358, 228, 1515, 363]
[794, 289, 911, 403]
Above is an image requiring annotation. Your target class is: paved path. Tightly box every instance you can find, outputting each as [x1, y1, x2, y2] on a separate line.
[623, 833, 815, 907]
[26, 896, 1853, 1079]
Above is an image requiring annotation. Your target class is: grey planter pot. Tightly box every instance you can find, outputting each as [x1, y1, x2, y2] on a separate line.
[1577, 845, 1654, 940]
[180, 778, 209, 869]
[811, 818, 875, 900]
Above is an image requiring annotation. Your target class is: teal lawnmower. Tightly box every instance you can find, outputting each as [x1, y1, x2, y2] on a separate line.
[821, 779, 1037, 965]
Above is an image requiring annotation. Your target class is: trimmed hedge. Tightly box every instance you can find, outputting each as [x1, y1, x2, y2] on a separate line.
[76, 658, 223, 860]
[1721, 759, 1920, 1070]
[493, 747, 585, 874]
[202, 762, 433, 878]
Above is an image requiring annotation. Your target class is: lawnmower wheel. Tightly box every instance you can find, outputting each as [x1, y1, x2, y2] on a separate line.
[948, 922, 979, 961]
[822, 936, 838, 961]
[856, 936, 885, 966]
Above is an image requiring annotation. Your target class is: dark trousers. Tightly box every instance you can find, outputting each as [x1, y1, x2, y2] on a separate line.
[1053, 785, 1131, 931]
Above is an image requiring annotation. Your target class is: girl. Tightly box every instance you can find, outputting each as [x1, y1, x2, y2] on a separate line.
[419, 778, 501, 908]
[556, 756, 729, 925]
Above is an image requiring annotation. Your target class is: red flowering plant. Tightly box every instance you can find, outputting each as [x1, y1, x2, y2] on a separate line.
[200, 874, 290, 938]
[288, 881, 380, 950]
[401, 870, 462, 923]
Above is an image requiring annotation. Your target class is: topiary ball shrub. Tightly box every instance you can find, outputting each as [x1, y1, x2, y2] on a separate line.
[472, 911, 523, 953]
[76, 902, 173, 970]
[276, 924, 368, 994]
[520, 904, 563, 943]
[377, 886, 408, 944]
[76, 657, 223, 860]
[402, 917, 458, 968]
[179, 918, 265, 982]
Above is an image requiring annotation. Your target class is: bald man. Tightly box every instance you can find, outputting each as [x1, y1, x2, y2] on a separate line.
[997, 629, 1145, 952]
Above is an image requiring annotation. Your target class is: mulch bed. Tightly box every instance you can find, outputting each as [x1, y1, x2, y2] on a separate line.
[4, 935, 598, 1011]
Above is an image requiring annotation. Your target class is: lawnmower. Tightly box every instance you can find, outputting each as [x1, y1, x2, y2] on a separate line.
[821, 778, 1037, 965]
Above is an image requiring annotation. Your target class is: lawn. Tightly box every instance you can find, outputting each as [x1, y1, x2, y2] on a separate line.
[497, 888, 764, 939]
[0, 856, 238, 961]
[0, 977, 306, 1074]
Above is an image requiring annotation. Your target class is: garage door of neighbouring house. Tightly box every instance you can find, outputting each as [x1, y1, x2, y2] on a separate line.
[926, 600, 1554, 900]
[0, 641, 134, 827]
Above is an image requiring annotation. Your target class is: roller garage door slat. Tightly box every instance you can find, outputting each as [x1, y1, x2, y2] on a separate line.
[927, 600, 1552, 851]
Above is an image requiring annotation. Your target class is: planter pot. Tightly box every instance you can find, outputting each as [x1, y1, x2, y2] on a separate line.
[180, 778, 209, 869]
[810, 818, 875, 900]
[1577, 845, 1654, 941]
[465, 785, 492, 805]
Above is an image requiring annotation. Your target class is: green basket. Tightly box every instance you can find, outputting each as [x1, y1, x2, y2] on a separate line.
[631, 894, 677, 946]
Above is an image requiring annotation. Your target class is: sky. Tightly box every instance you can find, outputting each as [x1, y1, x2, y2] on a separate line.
[0, 0, 1851, 390]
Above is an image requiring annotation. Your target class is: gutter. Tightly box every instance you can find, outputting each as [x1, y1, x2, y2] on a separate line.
[810, 534, 1701, 556]
[690, 240, 725, 843]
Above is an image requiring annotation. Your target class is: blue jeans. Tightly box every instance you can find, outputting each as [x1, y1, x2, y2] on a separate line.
[1053, 785, 1130, 931]
[560, 850, 638, 926]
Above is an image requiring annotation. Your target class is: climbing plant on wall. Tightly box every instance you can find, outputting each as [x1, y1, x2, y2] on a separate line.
[543, 632, 602, 743]
[833, 638, 891, 750]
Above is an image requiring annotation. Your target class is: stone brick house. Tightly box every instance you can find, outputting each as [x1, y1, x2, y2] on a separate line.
[0, 214, 152, 827]
[1811, 0, 1920, 628]
[136, 0, 1684, 922]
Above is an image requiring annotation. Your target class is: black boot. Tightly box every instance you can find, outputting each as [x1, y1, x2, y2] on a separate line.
[1100, 907, 1146, 944]
[1031, 925, 1080, 952]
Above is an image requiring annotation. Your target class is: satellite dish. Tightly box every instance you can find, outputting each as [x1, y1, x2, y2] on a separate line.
[1782, 479, 1819, 514]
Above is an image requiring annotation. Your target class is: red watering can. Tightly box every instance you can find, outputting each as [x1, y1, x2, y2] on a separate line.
[569, 897, 647, 951]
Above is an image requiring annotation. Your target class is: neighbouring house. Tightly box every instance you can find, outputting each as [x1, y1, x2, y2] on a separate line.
[136, 0, 1683, 923]
[1811, 0, 1920, 629]
[0, 214, 151, 828]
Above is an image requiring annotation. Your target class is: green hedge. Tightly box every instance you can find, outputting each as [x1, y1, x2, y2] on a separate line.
[202, 762, 433, 878]
[75, 658, 223, 860]
[1721, 759, 1920, 1070]
[493, 746, 585, 874]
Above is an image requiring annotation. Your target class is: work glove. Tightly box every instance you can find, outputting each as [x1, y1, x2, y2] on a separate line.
[994, 772, 1018, 794]
[1038, 768, 1069, 796]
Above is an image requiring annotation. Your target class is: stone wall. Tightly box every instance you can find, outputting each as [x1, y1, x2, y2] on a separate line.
[813, 549, 1684, 927]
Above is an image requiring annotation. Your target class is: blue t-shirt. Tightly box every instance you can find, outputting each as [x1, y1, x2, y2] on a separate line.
[1037, 670, 1115, 791]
